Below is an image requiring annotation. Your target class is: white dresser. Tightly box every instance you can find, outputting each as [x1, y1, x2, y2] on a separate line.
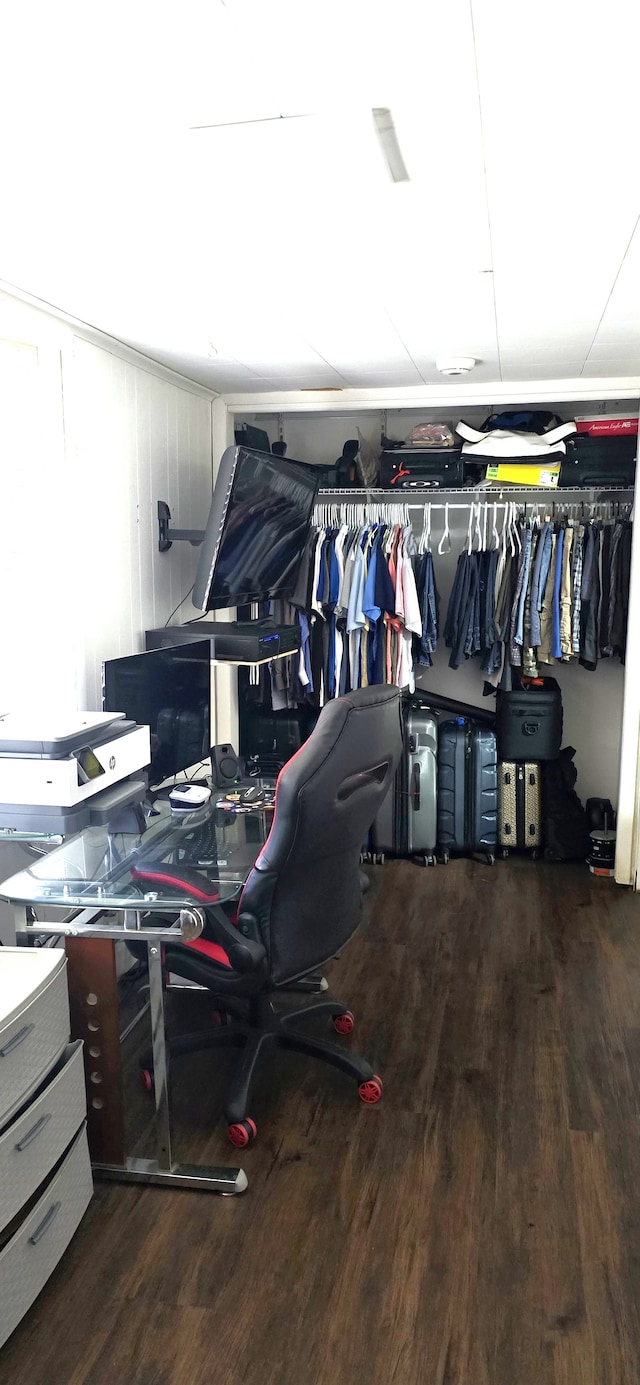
[0, 947, 93, 1348]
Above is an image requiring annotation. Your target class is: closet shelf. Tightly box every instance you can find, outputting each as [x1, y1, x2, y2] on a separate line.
[316, 486, 634, 500]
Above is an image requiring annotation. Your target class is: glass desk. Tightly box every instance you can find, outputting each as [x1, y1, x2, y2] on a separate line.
[0, 792, 273, 1196]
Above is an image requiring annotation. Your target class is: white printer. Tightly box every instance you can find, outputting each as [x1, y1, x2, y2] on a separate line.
[0, 712, 151, 834]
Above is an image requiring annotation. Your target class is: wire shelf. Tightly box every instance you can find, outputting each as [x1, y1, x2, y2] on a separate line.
[317, 485, 634, 500]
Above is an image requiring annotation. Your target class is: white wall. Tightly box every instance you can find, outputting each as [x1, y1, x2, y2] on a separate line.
[0, 289, 215, 714]
[0, 290, 219, 942]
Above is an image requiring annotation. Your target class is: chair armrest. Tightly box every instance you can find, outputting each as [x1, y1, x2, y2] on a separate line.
[130, 862, 266, 974]
[204, 908, 266, 974]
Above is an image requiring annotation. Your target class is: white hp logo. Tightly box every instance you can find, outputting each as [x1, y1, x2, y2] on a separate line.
[109, 756, 116, 770]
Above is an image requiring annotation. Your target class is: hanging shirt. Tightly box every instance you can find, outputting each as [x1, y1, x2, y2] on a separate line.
[529, 521, 552, 648]
[346, 532, 367, 690]
[579, 524, 601, 671]
[311, 529, 326, 617]
[551, 527, 565, 661]
[571, 525, 584, 655]
[559, 525, 574, 659]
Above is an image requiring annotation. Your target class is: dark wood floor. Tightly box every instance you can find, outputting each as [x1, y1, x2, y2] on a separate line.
[4, 858, 640, 1385]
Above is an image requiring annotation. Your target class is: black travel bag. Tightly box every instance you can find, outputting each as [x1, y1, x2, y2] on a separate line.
[380, 447, 464, 489]
[496, 677, 562, 762]
[559, 434, 636, 489]
[437, 718, 498, 864]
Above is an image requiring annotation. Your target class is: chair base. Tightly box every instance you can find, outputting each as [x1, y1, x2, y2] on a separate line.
[143, 991, 376, 1127]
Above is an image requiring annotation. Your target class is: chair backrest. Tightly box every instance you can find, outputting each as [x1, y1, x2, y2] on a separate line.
[240, 685, 403, 986]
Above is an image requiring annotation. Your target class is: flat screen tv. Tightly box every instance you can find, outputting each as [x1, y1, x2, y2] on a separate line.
[192, 445, 319, 612]
[103, 642, 211, 786]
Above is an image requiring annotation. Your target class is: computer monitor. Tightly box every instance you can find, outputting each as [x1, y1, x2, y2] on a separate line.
[102, 642, 211, 787]
[192, 445, 319, 613]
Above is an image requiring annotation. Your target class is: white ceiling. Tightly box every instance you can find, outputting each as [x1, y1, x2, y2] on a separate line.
[1, 0, 640, 393]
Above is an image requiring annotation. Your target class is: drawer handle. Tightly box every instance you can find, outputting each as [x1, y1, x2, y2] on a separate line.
[0, 1023, 35, 1057]
[15, 1113, 52, 1152]
[29, 1201, 61, 1245]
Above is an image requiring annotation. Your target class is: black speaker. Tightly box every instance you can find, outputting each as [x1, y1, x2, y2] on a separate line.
[211, 743, 241, 787]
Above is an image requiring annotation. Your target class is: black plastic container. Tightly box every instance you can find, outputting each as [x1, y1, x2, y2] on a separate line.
[496, 677, 562, 762]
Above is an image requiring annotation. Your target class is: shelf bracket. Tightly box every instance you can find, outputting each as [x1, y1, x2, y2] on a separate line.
[157, 501, 206, 553]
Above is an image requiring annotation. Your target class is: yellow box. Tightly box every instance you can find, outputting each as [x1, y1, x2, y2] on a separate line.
[484, 461, 561, 487]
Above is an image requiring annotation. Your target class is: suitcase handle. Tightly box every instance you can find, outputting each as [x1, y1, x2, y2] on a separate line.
[522, 721, 540, 736]
[410, 763, 420, 810]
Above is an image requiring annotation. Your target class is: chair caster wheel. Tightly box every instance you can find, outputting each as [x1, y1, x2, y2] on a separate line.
[141, 1068, 154, 1094]
[333, 1010, 354, 1035]
[358, 1075, 383, 1105]
[227, 1118, 257, 1148]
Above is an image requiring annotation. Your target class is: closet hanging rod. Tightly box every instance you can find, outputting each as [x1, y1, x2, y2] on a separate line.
[313, 502, 516, 513]
[312, 499, 632, 514]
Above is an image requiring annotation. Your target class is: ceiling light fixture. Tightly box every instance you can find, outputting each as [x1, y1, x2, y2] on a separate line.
[436, 356, 477, 376]
[372, 108, 410, 183]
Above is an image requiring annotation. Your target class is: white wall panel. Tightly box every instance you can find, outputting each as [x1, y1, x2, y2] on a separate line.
[0, 289, 214, 720]
[62, 338, 214, 711]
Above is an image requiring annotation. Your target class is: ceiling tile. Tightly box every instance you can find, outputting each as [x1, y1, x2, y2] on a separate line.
[1, 1, 639, 391]
[500, 362, 587, 382]
[580, 360, 640, 379]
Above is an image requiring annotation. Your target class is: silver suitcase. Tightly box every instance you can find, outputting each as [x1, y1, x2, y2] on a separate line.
[371, 706, 437, 865]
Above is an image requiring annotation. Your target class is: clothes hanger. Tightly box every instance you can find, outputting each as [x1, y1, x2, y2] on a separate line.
[438, 501, 451, 555]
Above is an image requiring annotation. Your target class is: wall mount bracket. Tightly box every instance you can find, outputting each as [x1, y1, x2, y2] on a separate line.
[157, 501, 205, 553]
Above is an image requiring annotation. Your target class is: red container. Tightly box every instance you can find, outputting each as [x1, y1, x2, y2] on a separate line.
[575, 415, 638, 436]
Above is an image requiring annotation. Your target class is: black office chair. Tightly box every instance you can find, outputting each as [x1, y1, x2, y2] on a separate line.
[133, 684, 403, 1147]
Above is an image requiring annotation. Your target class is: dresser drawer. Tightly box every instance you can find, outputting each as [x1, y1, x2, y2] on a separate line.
[0, 962, 70, 1130]
[0, 1042, 86, 1235]
[0, 1124, 93, 1349]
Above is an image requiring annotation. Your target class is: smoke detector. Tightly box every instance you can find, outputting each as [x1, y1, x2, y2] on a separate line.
[436, 356, 477, 376]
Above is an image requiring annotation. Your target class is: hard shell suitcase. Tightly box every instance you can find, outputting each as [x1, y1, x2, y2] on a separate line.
[437, 718, 498, 864]
[499, 762, 542, 856]
[371, 707, 438, 865]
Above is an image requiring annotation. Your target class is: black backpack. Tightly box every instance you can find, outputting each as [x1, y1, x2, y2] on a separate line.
[482, 410, 563, 435]
[542, 748, 591, 861]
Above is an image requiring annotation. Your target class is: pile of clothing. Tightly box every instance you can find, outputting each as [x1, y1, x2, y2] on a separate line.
[444, 514, 632, 678]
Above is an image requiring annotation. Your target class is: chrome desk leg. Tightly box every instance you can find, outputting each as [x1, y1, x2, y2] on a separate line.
[147, 940, 173, 1169]
[92, 928, 247, 1195]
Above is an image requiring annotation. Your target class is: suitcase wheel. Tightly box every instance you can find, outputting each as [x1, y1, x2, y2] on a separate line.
[500, 847, 510, 860]
[486, 853, 496, 867]
[439, 850, 450, 866]
[531, 849, 540, 862]
[426, 854, 436, 867]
